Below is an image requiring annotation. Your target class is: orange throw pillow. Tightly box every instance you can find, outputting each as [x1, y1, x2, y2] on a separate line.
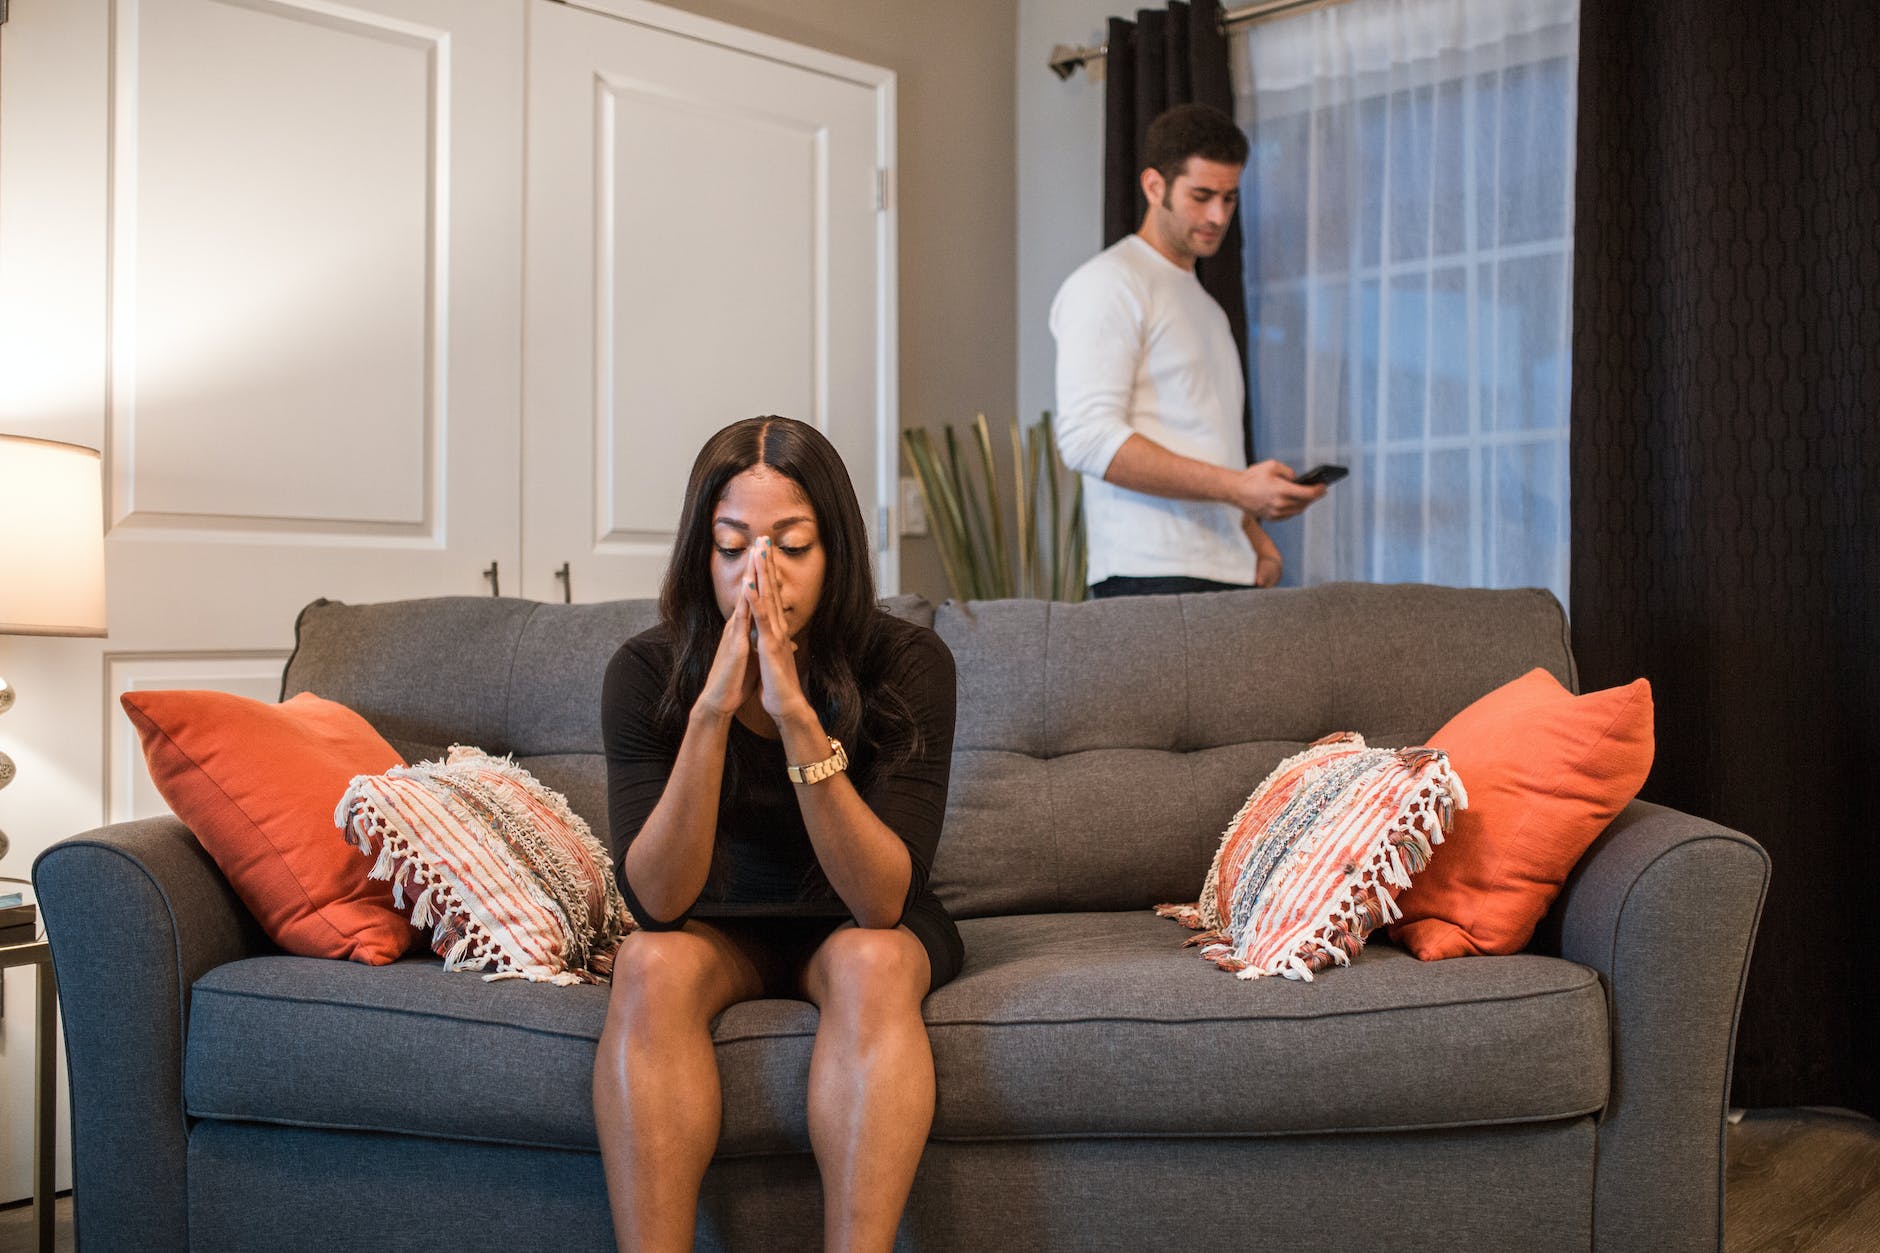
[1390, 669, 1654, 959]
[121, 690, 415, 964]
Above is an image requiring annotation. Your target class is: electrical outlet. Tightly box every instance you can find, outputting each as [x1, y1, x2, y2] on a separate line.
[899, 475, 928, 537]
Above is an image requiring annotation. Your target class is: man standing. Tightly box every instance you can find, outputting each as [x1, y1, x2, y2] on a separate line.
[1052, 103, 1325, 598]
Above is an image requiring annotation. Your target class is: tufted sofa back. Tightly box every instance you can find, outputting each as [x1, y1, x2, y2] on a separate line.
[279, 594, 933, 862]
[926, 585, 1574, 918]
[280, 584, 1573, 920]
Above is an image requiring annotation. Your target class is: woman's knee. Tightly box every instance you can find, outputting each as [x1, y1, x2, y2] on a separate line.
[810, 926, 930, 1009]
[608, 930, 725, 1029]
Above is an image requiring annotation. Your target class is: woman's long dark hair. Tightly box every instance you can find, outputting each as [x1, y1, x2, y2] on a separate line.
[656, 416, 919, 775]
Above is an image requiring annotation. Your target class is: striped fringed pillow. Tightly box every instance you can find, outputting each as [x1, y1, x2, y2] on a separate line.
[1157, 733, 1466, 981]
[336, 746, 634, 985]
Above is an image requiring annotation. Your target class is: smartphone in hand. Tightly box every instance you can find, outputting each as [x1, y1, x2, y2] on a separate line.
[1292, 464, 1349, 487]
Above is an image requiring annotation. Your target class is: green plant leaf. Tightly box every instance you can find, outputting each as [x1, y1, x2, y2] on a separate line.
[1064, 469, 1087, 601]
[904, 410, 1088, 603]
[902, 430, 970, 601]
[1013, 418, 1033, 598]
[942, 426, 988, 598]
[972, 414, 1012, 597]
[1040, 413, 1064, 597]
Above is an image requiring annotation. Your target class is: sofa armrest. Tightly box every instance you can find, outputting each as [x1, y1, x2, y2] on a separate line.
[1533, 799, 1769, 1253]
[33, 817, 262, 1253]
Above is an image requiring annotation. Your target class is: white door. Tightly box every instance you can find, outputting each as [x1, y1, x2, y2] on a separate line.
[522, 0, 898, 603]
[96, 0, 525, 815]
[102, 0, 526, 660]
[0, 0, 526, 1202]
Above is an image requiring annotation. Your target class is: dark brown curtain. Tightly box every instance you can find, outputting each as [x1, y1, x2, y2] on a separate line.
[1103, 0, 1253, 460]
[1570, 0, 1880, 1113]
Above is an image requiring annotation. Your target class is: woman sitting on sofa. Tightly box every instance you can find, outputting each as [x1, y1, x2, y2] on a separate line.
[593, 415, 962, 1252]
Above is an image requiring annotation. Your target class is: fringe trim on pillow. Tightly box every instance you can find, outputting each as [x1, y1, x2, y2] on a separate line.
[342, 794, 578, 981]
[1154, 903, 1209, 931]
[1157, 737, 1468, 982]
[336, 747, 634, 985]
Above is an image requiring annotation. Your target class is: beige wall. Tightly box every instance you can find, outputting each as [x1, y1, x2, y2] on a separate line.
[660, 0, 1020, 603]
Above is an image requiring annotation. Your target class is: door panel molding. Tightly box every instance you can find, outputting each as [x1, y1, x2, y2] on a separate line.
[525, 0, 898, 599]
[94, 0, 523, 643]
[592, 74, 827, 550]
[105, 650, 291, 823]
[106, 0, 450, 540]
[565, 0, 897, 91]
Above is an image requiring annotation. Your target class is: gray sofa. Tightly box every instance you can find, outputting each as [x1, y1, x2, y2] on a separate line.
[35, 584, 1768, 1252]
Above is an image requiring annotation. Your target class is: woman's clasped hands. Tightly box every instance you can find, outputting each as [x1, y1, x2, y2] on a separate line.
[697, 537, 811, 728]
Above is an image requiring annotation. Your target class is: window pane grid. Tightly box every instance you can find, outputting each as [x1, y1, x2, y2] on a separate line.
[1238, 0, 1578, 606]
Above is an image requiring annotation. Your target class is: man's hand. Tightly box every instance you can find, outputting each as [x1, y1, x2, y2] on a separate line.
[1242, 515, 1283, 587]
[1100, 436, 1331, 522]
[1228, 460, 1326, 521]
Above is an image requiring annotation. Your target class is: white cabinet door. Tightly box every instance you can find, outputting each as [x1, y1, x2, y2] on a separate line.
[103, 0, 525, 655]
[522, 0, 898, 602]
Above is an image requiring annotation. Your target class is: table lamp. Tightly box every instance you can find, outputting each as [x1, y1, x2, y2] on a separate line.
[0, 435, 109, 861]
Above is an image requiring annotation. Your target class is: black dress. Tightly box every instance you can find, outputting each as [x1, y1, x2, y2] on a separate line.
[601, 611, 964, 990]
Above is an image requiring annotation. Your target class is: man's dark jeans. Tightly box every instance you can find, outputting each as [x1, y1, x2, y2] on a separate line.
[1088, 575, 1253, 599]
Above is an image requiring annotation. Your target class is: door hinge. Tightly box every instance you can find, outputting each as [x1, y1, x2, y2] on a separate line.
[875, 168, 890, 212]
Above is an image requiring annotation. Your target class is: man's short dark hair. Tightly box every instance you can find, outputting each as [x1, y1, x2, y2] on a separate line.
[1143, 103, 1249, 185]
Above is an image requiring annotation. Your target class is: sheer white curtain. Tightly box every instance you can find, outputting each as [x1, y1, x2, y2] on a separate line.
[1233, 0, 1580, 604]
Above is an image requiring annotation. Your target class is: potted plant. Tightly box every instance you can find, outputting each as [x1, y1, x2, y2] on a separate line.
[901, 412, 1086, 602]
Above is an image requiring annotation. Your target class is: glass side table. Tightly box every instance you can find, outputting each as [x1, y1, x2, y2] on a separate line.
[0, 935, 56, 1253]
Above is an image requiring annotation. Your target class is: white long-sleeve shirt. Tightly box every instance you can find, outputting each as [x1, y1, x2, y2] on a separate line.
[1049, 234, 1252, 586]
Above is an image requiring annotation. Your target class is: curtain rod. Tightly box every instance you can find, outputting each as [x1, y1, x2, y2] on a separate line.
[1048, 0, 1348, 80]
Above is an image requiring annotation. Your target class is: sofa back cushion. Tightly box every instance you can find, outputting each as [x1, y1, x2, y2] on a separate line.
[929, 584, 1575, 919]
[282, 586, 1572, 922]
[281, 594, 936, 857]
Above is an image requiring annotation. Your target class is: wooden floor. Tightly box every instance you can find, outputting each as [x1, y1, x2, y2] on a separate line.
[1726, 1108, 1880, 1252]
[1, 1107, 1875, 1251]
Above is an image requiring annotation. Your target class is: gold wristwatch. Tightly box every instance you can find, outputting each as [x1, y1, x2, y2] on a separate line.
[786, 737, 847, 785]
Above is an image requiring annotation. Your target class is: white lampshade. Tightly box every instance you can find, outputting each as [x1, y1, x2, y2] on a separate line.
[0, 435, 108, 637]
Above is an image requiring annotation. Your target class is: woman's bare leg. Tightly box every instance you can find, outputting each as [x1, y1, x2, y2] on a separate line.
[800, 925, 935, 1253]
[594, 924, 764, 1252]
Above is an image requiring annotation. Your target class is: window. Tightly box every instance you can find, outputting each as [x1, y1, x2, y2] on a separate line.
[1235, 0, 1580, 604]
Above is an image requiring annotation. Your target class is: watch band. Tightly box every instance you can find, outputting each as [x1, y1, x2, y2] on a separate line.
[786, 737, 847, 785]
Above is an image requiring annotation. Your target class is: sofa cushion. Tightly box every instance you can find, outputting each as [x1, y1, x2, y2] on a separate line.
[1159, 734, 1465, 980]
[120, 689, 415, 964]
[1392, 668, 1656, 958]
[924, 911, 1605, 1139]
[932, 584, 1576, 918]
[184, 911, 1605, 1155]
[187, 956, 619, 1151]
[281, 596, 548, 763]
[281, 594, 934, 847]
[337, 747, 634, 983]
